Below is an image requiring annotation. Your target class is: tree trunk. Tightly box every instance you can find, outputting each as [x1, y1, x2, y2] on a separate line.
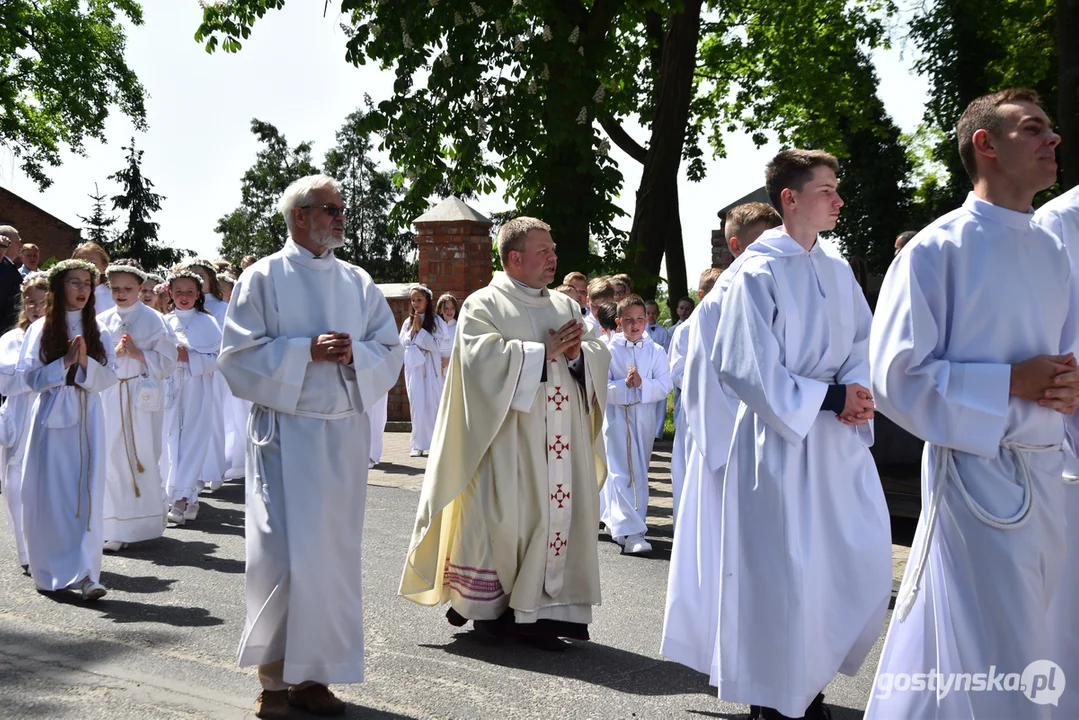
[627, 0, 702, 303]
[1060, 0, 1079, 189]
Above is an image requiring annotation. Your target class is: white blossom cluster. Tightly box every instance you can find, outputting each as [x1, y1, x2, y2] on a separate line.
[543, 25, 553, 41]
[569, 26, 580, 44]
[576, 107, 588, 124]
[471, 2, 484, 17]
[593, 85, 605, 103]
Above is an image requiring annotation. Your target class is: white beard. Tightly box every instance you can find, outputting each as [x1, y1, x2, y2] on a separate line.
[312, 226, 346, 250]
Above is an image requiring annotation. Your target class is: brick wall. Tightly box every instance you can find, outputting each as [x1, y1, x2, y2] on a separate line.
[0, 187, 81, 264]
[711, 228, 734, 269]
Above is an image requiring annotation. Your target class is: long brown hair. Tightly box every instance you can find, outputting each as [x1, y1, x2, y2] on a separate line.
[408, 285, 436, 335]
[40, 268, 107, 366]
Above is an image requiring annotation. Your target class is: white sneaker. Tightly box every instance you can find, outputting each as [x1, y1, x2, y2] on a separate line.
[208, 480, 223, 492]
[167, 504, 185, 525]
[409, 449, 423, 457]
[368, 461, 376, 469]
[606, 527, 626, 546]
[183, 501, 200, 521]
[102, 540, 124, 552]
[80, 579, 107, 601]
[623, 534, 652, 555]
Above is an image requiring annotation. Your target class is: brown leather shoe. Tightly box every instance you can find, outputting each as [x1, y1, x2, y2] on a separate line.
[255, 689, 291, 719]
[288, 684, 345, 716]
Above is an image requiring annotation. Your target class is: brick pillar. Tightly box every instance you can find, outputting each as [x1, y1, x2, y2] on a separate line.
[712, 229, 734, 269]
[378, 197, 494, 424]
[413, 196, 494, 303]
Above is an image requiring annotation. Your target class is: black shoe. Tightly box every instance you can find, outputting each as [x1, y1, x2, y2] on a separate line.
[21, 564, 29, 576]
[446, 608, 469, 627]
[804, 693, 831, 720]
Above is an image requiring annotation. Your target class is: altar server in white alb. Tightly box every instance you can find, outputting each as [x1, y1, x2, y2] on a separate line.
[218, 174, 404, 719]
[661, 203, 780, 681]
[99, 262, 177, 551]
[867, 89, 1078, 720]
[401, 217, 610, 650]
[19, 260, 118, 600]
[601, 294, 672, 555]
[714, 150, 892, 720]
[0, 273, 49, 573]
[400, 284, 443, 457]
[645, 300, 670, 440]
[1035, 183, 1079, 718]
[161, 272, 222, 526]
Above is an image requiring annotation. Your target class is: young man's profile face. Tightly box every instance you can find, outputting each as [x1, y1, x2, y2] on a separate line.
[789, 166, 844, 234]
[985, 101, 1060, 194]
[619, 305, 647, 342]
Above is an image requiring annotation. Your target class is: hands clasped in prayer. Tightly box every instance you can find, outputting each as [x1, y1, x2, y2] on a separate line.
[312, 331, 353, 365]
[546, 319, 583, 361]
[63, 335, 88, 370]
[625, 366, 642, 389]
[115, 334, 145, 363]
[1011, 352, 1079, 415]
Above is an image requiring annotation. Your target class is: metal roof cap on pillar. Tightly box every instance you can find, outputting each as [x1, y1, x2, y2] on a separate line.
[412, 196, 493, 226]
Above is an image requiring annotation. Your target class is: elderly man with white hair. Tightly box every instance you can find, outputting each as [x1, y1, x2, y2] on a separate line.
[217, 174, 404, 718]
[401, 216, 611, 650]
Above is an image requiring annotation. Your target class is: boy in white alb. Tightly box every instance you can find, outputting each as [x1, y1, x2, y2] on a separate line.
[714, 150, 891, 720]
[601, 294, 672, 555]
[645, 300, 670, 440]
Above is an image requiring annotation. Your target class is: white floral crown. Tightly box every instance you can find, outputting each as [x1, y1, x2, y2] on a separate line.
[46, 259, 99, 284]
[166, 270, 204, 288]
[105, 264, 148, 282]
[21, 270, 48, 286]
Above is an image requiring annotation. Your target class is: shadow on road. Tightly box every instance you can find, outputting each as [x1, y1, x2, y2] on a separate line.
[98, 571, 177, 594]
[123, 534, 245, 574]
[424, 630, 717, 697]
[39, 591, 225, 627]
[375, 462, 425, 477]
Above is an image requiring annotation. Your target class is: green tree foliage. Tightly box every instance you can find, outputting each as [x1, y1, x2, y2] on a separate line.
[196, 1, 900, 296]
[323, 108, 416, 282]
[909, 0, 1060, 211]
[215, 120, 320, 263]
[0, 0, 147, 189]
[77, 182, 118, 249]
[108, 139, 185, 270]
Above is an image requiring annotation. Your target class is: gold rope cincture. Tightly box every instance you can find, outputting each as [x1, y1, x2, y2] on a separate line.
[74, 388, 91, 532]
[117, 376, 143, 497]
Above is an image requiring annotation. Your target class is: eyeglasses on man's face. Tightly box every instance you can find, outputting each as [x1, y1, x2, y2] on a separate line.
[300, 204, 347, 218]
[64, 280, 93, 291]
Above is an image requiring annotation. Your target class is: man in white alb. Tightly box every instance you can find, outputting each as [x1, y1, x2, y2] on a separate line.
[218, 175, 404, 719]
[868, 88, 1079, 719]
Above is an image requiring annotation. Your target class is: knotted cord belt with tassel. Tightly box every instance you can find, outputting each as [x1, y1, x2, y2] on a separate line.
[117, 376, 144, 498]
[73, 387, 92, 532]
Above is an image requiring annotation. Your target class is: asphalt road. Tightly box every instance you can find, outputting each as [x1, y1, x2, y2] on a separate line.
[0, 434, 894, 719]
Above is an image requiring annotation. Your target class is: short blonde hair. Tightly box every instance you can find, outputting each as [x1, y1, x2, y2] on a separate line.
[586, 277, 615, 302]
[699, 267, 723, 295]
[724, 202, 781, 242]
[497, 216, 551, 266]
[563, 271, 587, 285]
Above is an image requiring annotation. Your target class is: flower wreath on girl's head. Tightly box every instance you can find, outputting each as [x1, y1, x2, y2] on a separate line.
[46, 259, 99, 284]
[166, 270, 204, 289]
[105, 264, 148, 283]
[21, 270, 48, 287]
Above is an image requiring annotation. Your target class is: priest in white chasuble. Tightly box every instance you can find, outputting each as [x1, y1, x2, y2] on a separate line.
[218, 175, 404, 719]
[868, 89, 1079, 720]
[400, 216, 611, 650]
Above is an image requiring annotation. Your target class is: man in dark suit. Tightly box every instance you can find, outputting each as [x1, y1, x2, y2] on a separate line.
[0, 226, 25, 333]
